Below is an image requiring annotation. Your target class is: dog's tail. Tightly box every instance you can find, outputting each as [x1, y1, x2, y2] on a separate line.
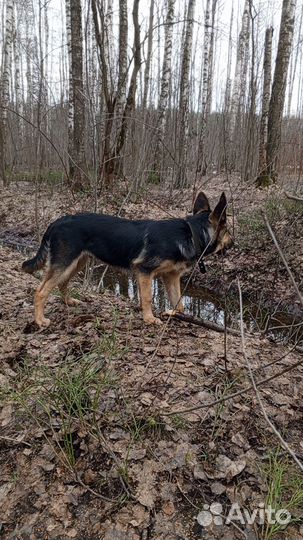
[22, 231, 50, 274]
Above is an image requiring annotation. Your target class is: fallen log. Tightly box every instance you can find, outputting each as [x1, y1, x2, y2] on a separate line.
[168, 312, 241, 336]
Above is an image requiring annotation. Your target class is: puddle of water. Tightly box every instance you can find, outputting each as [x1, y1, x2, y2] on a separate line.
[97, 268, 225, 326]
[94, 267, 303, 346]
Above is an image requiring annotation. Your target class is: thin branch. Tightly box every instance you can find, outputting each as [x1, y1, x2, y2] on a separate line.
[237, 278, 303, 472]
[284, 191, 303, 202]
[263, 212, 303, 308]
[162, 351, 303, 416]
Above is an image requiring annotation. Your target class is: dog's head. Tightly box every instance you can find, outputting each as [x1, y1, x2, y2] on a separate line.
[193, 191, 234, 255]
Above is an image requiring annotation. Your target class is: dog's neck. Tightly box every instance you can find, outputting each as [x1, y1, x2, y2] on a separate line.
[186, 213, 215, 258]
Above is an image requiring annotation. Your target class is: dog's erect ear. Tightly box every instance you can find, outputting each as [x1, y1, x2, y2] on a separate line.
[193, 192, 211, 214]
[210, 192, 227, 225]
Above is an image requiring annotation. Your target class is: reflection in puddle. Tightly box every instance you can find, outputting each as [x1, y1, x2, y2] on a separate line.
[94, 267, 302, 346]
[96, 268, 227, 327]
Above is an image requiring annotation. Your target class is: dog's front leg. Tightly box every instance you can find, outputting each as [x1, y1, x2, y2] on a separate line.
[162, 272, 184, 316]
[136, 272, 162, 325]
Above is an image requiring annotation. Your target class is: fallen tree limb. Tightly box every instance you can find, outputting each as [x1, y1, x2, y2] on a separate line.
[169, 312, 241, 336]
[284, 191, 303, 202]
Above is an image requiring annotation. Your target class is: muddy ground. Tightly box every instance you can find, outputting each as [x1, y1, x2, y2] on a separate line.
[0, 177, 303, 540]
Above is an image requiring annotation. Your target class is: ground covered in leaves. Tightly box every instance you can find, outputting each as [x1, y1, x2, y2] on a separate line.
[0, 178, 303, 540]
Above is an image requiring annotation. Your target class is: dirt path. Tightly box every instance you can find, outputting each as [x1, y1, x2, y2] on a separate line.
[0, 182, 303, 539]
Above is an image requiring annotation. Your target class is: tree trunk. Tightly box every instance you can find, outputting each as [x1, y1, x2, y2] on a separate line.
[0, 0, 14, 185]
[230, 0, 250, 135]
[197, 0, 217, 176]
[111, 0, 128, 173]
[287, 5, 302, 117]
[243, 0, 257, 182]
[266, 0, 296, 183]
[116, 0, 128, 113]
[176, 0, 196, 188]
[66, 0, 87, 190]
[142, 0, 154, 110]
[256, 26, 273, 187]
[154, 0, 175, 177]
[114, 0, 141, 172]
[224, 5, 233, 114]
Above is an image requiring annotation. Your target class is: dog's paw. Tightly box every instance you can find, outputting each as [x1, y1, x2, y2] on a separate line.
[144, 316, 163, 325]
[36, 317, 51, 328]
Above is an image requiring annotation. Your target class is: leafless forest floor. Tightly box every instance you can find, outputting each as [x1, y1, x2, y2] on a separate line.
[0, 176, 303, 540]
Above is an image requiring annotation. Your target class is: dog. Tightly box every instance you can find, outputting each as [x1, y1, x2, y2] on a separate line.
[22, 192, 233, 327]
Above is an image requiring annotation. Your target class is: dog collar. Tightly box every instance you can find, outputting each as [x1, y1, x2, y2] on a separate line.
[186, 221, 207, 274]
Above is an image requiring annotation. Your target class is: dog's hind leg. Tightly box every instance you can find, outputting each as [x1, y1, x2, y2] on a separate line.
[58, 255, 87, 306]
[35, 258, 84, 327]
[136, 271, 162, 325]
[162, 272, 184, 316]
[34, 269, 64, 327]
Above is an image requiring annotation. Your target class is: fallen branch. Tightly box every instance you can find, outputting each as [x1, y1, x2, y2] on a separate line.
[169, 312, 241, 336]
[284, 191, 303, 202]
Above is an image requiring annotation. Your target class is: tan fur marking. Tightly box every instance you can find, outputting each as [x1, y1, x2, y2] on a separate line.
[153, 259, 189, 277]
[214, 227, 234, 253]
[162, 272, 184, 313]
[136, 271, 162, 324]
[34, 255, 86, 327]
[58, 255, 87, 306]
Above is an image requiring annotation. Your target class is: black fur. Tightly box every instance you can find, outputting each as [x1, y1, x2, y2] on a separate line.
[22, 211, 214, 275]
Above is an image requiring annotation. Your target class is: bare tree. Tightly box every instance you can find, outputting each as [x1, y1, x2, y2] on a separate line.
[142, 0, 155, 110]
[66, 0, 87, 189]
[266, 0, 296, 183]
[197, 0, 217, 175]
[0, 0, 14, 185]
[155, 0, 175, 176]
[287, 5, 303, 117]
[114, 0, 141, 173]
[230, 0, 250, 135]
[224, 5, 234, 114]
[256, 26, 273, 186]
[176, 0, 196, 187]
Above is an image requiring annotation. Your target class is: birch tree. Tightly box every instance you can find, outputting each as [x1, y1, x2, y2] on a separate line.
[266, 0, 296, 182]
[176, 0, 196, 187]
[230, 0, 250, 135]
[142, 0, 154, 110]
[197, 0, 217, 175]
[155, 0, 175, 175]
[256, 26, 273, 186]
[92, 0, 132, 182]
[117, 0, 128, 105]
[0, 0, 14, 185]
[224, 5, 234, 113]
[114, 0, 141, 174]
[66, 0, 87, 189]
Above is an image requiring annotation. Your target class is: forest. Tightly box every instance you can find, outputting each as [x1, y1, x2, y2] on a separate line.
[0, 0, 303, 538]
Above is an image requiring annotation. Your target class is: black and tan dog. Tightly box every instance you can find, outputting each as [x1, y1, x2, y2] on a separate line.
[22, 192, 233, 327]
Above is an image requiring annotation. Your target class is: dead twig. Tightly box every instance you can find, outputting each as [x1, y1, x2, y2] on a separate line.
[169, 312, 241, 336]
[284, 191, 303, 202]
[263, 212, 303, 308]
[237, 278, 303, 473]
[162, 351, 303, 417]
